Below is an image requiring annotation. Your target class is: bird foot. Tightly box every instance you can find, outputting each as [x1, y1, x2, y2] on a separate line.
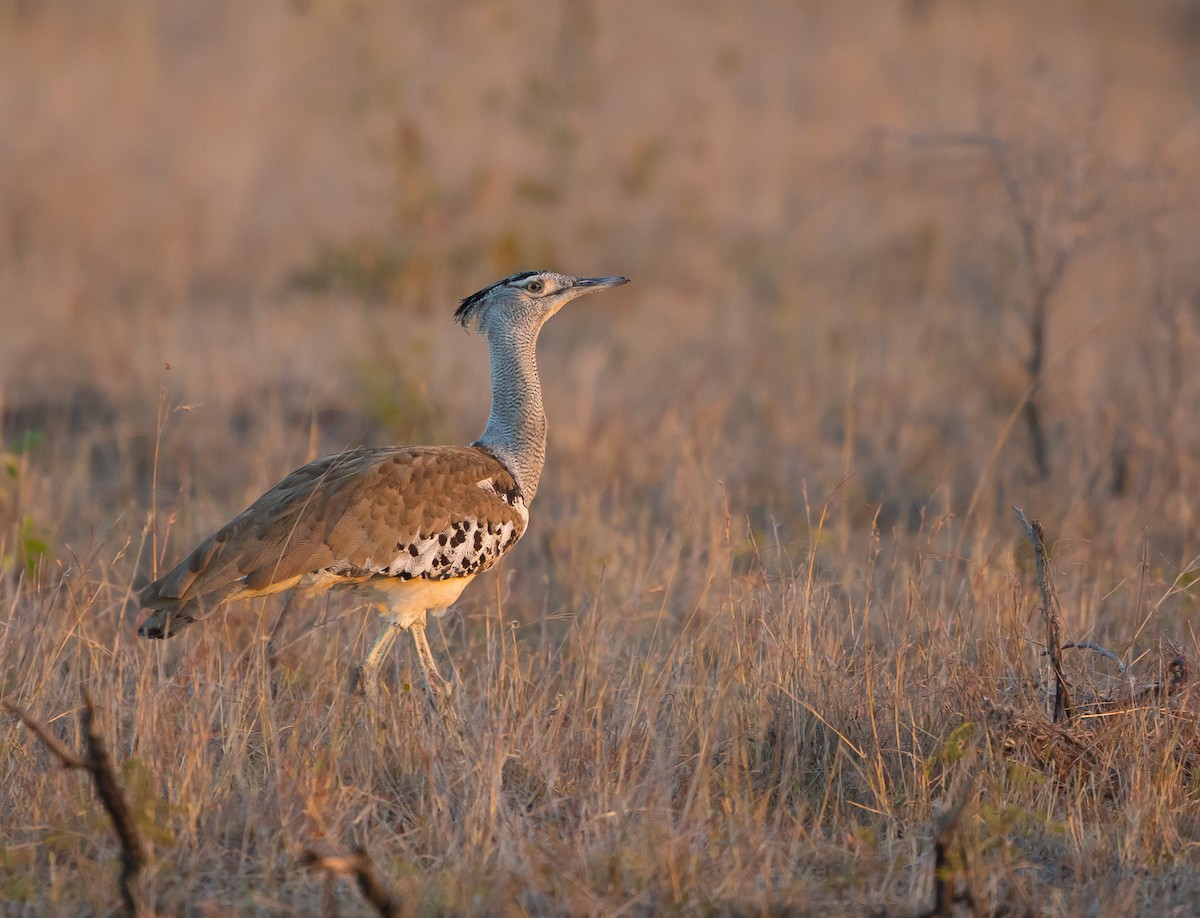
[423, 676, 465, 741]
[349, 663, 379, 699]
[424, 671, 454, 700]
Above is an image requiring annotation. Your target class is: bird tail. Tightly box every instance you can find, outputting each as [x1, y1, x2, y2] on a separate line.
[137, 579, 240, 639]
[137, 603, 200, 639]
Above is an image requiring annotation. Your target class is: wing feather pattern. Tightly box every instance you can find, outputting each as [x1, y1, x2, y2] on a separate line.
[139, 445, 526, 637]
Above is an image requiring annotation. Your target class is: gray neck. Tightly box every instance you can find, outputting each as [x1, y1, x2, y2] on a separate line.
[475, 321, 547, 501]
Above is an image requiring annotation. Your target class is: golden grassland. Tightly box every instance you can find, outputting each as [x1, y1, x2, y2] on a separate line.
[3, 2, 1200, 914]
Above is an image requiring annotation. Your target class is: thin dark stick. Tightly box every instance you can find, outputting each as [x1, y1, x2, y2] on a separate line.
[5, 691, 148, 917]
[4, 702, 87, 768]
[81, 692, 147, 916]
[302, 847, 401, 918]
[1014, 507, 1074, 723]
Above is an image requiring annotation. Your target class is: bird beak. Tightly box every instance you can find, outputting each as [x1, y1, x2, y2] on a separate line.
[571, 276, 630, 291]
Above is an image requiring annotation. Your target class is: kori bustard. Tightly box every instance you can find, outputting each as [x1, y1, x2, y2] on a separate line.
[138, 271, 629, 700]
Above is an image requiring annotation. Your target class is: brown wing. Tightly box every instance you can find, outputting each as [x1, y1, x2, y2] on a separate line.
[138, 445, 526, 637]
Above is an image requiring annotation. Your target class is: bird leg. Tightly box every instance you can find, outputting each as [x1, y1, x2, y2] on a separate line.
[350, 614, 454, 707]
[409, 622, 463, 739]
[409, 622, 453, 701]
[350, 618, 405, 697]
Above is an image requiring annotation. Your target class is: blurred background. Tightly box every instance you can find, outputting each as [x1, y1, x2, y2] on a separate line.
[2, 0, 1200, 590]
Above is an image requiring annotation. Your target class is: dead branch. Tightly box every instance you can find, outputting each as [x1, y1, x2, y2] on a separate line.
[4, 690, 148, 917]
[4, 702, 88, 768]
[302, 846, 401, 918]
[1061, 641, 1126, 674]
[1014, 507, 1074, 723]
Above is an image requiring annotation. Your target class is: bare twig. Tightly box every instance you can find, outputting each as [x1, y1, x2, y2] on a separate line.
[4, 702, 87, 768]
[302, 846, 401, 918]
[1014, 507, 1074, 723]
[1061, 641, 1126, 674]
[4, 691, 148, 917]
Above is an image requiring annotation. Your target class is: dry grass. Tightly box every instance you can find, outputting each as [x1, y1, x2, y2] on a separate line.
[4, 1, 1200, 914]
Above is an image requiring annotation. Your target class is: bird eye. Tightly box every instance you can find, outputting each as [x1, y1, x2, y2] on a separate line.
[525, 279, 544, 294]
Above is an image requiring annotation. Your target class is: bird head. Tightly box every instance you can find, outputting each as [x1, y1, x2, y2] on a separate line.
[454, 271, 629, 336]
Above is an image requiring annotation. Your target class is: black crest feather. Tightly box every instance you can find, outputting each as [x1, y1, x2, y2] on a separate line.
[454, 271, 541, 327]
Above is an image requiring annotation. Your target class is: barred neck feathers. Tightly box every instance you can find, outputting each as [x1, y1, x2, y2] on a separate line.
[475, 319, 547, 501]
